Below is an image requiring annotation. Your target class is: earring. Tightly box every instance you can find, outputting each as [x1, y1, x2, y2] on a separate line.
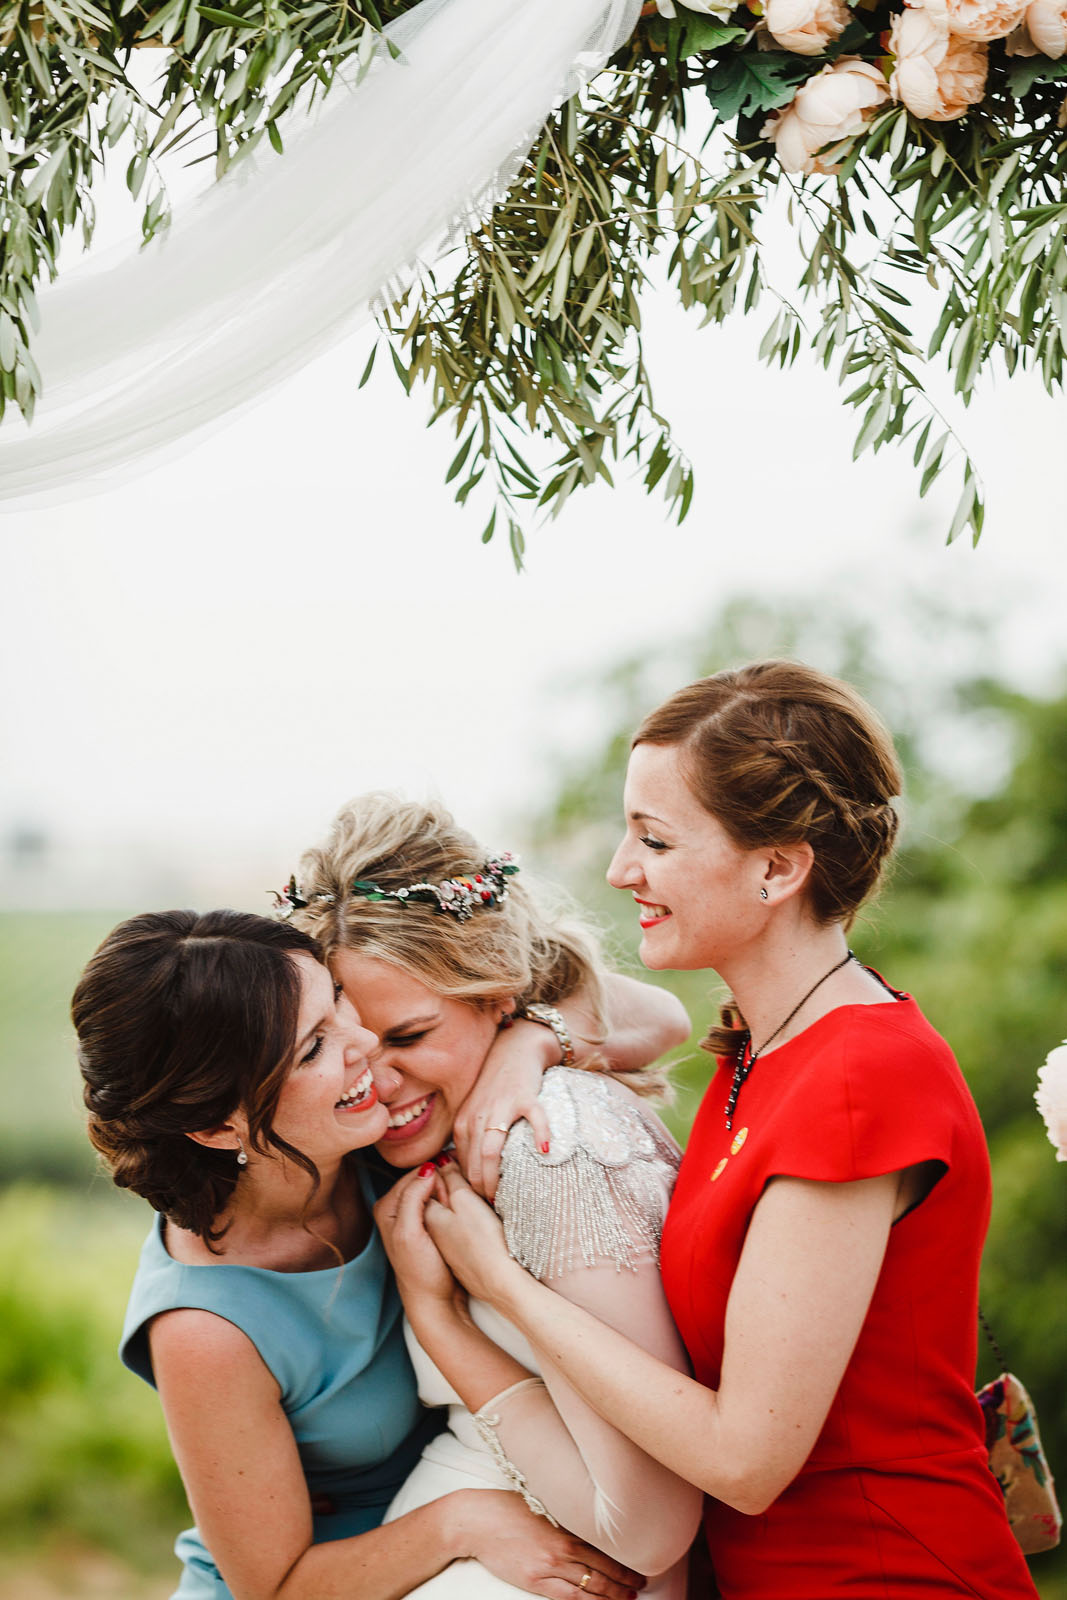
[759, 887, 769, 901]
[236, 1135, 248, 1167]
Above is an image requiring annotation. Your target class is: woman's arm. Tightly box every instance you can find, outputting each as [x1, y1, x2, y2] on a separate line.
[148, 1307, 646, 1600]
[423, 1164, 900, 1515]
[455, 975, 690, 1197]
[591, 973, 691, 1072]
[379, 1165, 701, 1577]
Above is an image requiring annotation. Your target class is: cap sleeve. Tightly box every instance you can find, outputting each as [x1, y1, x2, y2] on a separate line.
[495, 1067, 680, 1280]
[767, 1006, 966, 1186]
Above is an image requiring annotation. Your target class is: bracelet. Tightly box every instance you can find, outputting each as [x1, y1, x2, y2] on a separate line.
[518, 1002, 575, 1067]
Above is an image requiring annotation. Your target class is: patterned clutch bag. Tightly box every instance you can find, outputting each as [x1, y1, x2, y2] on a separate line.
[977, 1372, 1062, 1555]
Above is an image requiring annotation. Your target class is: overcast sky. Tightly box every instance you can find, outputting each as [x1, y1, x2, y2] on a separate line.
[2, 118, 1064, 911]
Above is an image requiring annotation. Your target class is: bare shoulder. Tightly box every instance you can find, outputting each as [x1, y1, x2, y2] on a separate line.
[149, 1306, 276, 1395]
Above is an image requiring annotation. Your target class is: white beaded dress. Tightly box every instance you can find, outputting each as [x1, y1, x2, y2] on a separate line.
[384, 1067, 701, 1599]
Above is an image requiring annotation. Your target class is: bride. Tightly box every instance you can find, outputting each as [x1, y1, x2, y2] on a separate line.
[289, 792, 702, 1598]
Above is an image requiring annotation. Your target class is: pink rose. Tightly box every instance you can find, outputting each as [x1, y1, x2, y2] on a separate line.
[765, 0, 850, 53]
[762, 58, 890, 172]
[1023, 0, 1067, 52]
[888, 4, 988, 118]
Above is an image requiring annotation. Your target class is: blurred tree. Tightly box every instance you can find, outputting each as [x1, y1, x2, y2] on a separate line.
[530, 598, 1067, 1582]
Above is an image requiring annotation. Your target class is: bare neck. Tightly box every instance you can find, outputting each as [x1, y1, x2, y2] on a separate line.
[721, 920, 893, 1057]
[167, 1155, 369, 1272]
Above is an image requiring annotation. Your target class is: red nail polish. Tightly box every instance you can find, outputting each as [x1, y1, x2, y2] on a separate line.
[435, 1152, 452, 1168]
[541, 1140, 550, 1154]
[418, 1162, 435, 1177]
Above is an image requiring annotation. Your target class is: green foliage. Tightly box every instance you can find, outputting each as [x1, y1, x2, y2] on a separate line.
[0, 1187, 185, 1572]
[0, 0, 402, 420]
[704, 50, 810, 120]
[5, 1, 1067, 552]
[531, 597, 1067, 1531]
[0, 911, 126, 1182]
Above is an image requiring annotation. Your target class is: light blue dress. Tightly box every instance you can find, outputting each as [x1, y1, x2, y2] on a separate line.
[120, 1162, 440, 1599]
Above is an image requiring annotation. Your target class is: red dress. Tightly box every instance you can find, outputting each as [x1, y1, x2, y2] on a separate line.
[660, 990, 1038, 1599]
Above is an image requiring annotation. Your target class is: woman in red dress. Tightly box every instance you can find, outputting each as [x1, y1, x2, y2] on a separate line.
[414, 660, 1040, 1598]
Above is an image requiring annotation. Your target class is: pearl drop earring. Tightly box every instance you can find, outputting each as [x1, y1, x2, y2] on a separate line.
[236, 1136, 248, 1167]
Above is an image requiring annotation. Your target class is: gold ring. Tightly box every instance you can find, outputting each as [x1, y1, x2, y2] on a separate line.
[486, 1124, 511, 1134]
[579, 1577, 592, 1593]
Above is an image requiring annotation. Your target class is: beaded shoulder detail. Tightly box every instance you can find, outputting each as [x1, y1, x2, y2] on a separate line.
[495, 1068, 681, 1282]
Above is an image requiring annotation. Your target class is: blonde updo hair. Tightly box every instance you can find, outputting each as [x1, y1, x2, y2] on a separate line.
[292, 794, 663, 1097]
[633, 660, 902, 1055]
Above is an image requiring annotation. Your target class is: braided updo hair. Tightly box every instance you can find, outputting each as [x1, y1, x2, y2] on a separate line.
[73, 909, 326, 1244]
[633, 661, 902, 1054]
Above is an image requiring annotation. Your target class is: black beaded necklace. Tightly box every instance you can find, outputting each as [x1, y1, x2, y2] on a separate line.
[724, 950, 857, 1130]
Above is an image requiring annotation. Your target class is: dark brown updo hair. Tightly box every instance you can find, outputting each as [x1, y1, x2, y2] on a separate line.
[633, 661, 902, 1053]
[73, 909, 326, 1244]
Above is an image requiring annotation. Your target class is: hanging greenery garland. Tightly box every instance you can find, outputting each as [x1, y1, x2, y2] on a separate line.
[2, 0, 1066, 554]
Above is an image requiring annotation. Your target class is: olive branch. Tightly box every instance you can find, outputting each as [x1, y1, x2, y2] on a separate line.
[3, 0, 1067, 555]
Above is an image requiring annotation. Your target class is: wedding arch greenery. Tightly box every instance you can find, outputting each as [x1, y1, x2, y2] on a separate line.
[3, 0, 1067, 554]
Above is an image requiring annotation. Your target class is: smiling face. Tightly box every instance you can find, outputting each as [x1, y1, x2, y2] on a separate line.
[265, 952, 391, 1164]
[330, 951, 503, 1169]
[607, 742, 768, 973]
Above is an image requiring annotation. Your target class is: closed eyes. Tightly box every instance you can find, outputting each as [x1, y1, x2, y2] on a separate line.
[299, 984, 345, 1065]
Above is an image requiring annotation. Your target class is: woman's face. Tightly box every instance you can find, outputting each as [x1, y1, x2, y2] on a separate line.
[331, 951, 502, 1169]
[267, 953, 391, 1161]
[607, 742, 767, 972]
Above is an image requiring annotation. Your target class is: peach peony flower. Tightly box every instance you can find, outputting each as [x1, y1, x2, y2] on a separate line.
[942, 0, 1029, 41]
[1036, 1041, 1067, 1161]
[765, 0, 850, 52]
[762, 58, 890, 172]
[888, 4, 988, 119]
[1022, 0, 1067, 52]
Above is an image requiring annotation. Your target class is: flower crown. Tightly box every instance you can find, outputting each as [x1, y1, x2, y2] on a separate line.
[272, 853, 519, 923]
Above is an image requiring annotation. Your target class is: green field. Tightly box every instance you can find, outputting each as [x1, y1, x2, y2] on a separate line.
[0, 914, 188, 1594]
[0, 913, 131, 1185]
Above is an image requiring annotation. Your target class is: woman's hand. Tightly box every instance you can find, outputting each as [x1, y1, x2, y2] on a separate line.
[453, 1018, 555, 1200]
[373, 1162, 461, 1313]
[455, 1487, 645, 1600]
[422, 1163, 527, 1310]
[454, 977, 689, 1202]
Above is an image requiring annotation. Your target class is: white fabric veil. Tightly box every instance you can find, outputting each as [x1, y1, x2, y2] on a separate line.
[0, 0, 641, 503]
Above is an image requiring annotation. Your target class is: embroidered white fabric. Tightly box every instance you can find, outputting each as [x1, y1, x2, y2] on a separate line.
[384, 1070, 701, 1596]
[0, 0, 642, 504]
[470, 1377, 561, 1526]
[495, 1065, 681, 1280]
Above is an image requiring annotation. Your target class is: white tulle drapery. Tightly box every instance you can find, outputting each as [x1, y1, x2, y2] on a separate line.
[0, 0, 642, 503]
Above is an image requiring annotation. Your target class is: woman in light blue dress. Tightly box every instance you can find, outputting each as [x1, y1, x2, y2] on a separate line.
[73, 908, 650, 1600]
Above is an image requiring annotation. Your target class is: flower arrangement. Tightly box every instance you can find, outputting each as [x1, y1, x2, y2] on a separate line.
[1035, 1040, 1067, 1161]
[2, 0, 1067, 555]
